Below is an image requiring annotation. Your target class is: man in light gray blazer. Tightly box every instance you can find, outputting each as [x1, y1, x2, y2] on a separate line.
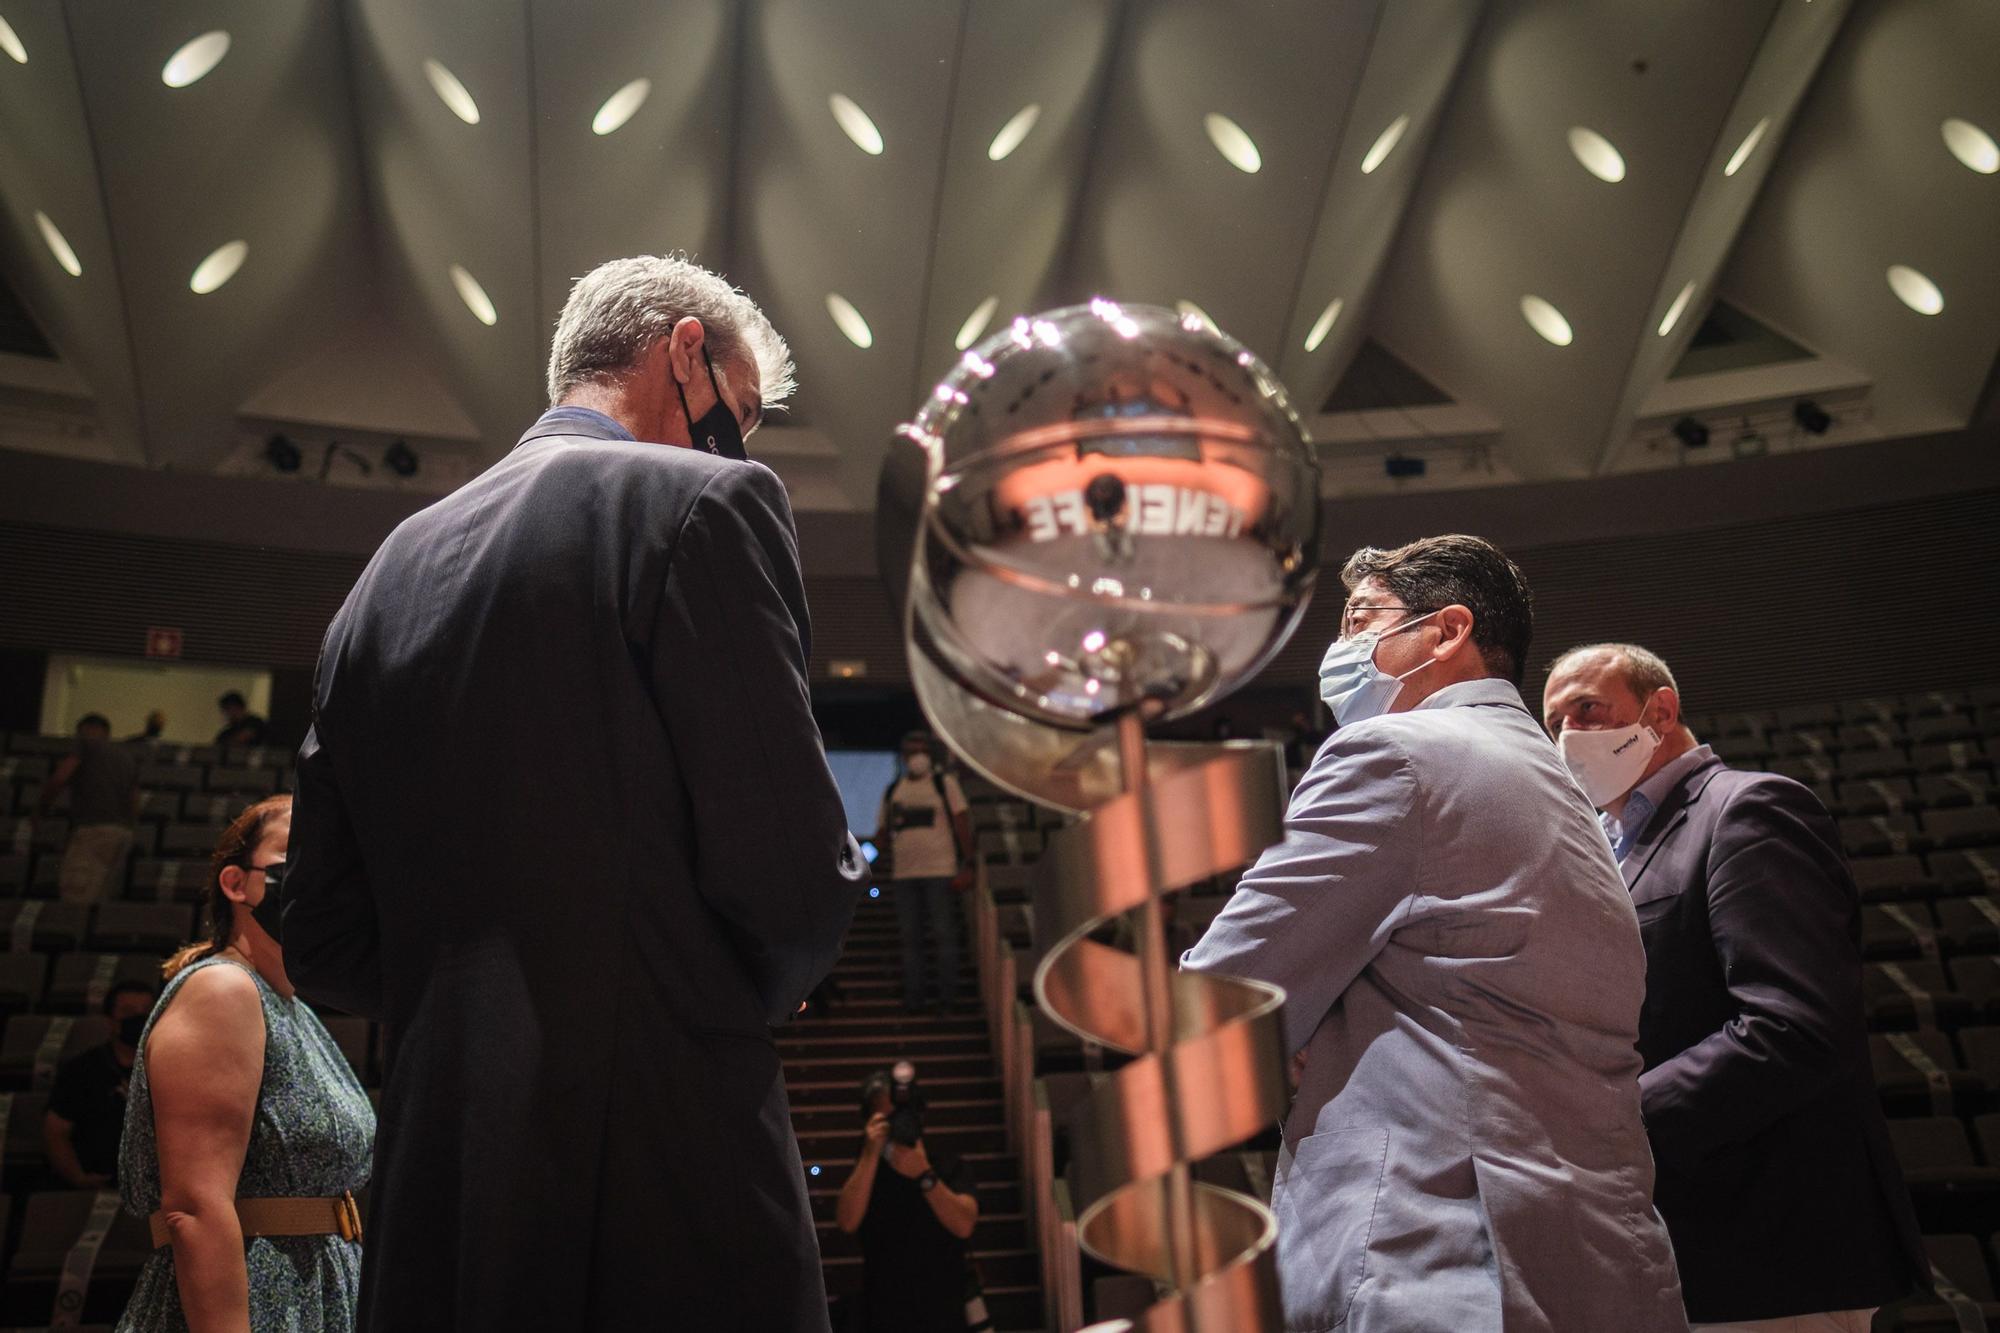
[1184, 535, 1685, 1333]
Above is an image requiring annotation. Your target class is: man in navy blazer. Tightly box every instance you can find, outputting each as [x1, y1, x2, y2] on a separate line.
[285, 256, 868, 1331]
[1545, 643, 1925, 1330]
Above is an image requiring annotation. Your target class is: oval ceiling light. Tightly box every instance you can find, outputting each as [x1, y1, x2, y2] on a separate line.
[592, 77, 651, 136]
[189, 239, 247, 294]
[34, 211, 79, 277]
[162, 30, 230, 88]
[1567, 126, 1625, 183]
[955, 295, 999, 351]
[1886, 264, 1943, 316]
[1942, 118, 1999, 175]
[1302, 296, 1344, 352]
[829, 93, 884, 156]
[1361, 114, 1410, 175]
[1657, 280, 1696, 337]
[0, 13, 27, 64]
[423, 57, 480, 125]
[826, 292, 874, 348]
[449, 263, 498, 325]
[1203, 112, 1261, 173]
[1520, 294, 1573, 346]
[987, 103, 1041, 162]
[1723, 116, 1769, 177]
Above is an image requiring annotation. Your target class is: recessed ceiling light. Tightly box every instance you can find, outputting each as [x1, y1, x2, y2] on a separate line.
[162, 30, 230, 88]
[1204, 112, 1261, 173]
[826, 293, 873, 348]
[1520, 294, 1573, 346]
[955, 295, 999, 351]
[34, 211, 79, 277]
[423, 58, 480, 125]
[1657, 280, 1696, 337]
[592, 78, 651, 136]
[1175, 300, 1218, 334]
[1303, 296, 1343, 352]
[987, 104, 1041, 162]
[189, 239, 247, 294]
[449, 263, 497, 325]
[1361, 114, 1409, 175]
[0, 14, 27, 65]
[829, 94, 884, 156]
[1886, 264, 1943, 316]
[1723, 116, 1769, 177]
[1942, 118, 1999, 175]
[1566, 126, 1625, 183]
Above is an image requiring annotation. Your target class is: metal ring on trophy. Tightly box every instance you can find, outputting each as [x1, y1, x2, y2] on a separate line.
[878, 301, 1321, 1331]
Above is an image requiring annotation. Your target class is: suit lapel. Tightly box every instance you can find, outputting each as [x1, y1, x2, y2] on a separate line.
[1622, 757, 1727, 897]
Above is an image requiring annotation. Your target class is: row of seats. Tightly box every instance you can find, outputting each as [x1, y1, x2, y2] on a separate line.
[2, 731, 293, 769]
[1684, 687, 2000, 735]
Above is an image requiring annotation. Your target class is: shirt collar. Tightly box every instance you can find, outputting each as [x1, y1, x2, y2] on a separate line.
[1629, 741, 1715, 814]
[1601, 742, 1715, 862]
[519, 406, 636, 446]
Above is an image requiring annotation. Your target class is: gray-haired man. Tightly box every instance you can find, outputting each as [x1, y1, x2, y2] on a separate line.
[287, 255, 867, 1330]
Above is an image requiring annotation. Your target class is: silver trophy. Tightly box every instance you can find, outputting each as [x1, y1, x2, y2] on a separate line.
[880, 301, 1320, 1329]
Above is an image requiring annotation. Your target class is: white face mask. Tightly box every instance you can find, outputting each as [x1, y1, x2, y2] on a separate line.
[905, 754, 933, 778]
[1559, 721, 1661, 808]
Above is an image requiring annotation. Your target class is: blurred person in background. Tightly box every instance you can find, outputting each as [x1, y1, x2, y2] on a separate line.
[213, 692, 266, 749]
[37, 713, 140, 903]
[871, 732, 973, 1015]
[116, 793, 373, 1333]
[837, 1062, 982, 1333]
[126, 711, 168, 745]
[1545, 644, 1925, 1331]
[44, 980, 157, 1189]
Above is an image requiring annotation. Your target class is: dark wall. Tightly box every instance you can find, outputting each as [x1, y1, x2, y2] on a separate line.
[4, 482, 1998, 733]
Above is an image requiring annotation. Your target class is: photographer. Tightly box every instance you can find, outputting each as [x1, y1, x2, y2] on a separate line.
[871, 733, 973, 1014]
[836, 1063, 980, 1332]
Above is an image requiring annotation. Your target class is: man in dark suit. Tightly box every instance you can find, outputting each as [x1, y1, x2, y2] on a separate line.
[1544, 643, 1925, 1330]
[285, 255, 868, 1331]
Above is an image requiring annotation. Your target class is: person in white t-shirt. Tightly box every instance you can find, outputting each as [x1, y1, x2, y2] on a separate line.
[872, 733, 972, 1014]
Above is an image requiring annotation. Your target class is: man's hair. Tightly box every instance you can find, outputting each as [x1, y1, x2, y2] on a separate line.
[76, 713, 111, 734]
[1339, 534, 1534, 685]
[546, 255, 797, 408]
[1550, 642, 1680, 704]
[217, 691, 246, 710]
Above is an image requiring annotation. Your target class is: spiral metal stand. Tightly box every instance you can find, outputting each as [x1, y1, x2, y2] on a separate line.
[1031, 713, 1291, 1331]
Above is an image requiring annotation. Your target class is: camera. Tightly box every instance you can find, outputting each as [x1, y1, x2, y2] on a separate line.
[861, 1059, 926, 1148]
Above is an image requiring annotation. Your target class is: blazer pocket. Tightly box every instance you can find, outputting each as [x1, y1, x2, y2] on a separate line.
[1273, 1127, 1388, 1331]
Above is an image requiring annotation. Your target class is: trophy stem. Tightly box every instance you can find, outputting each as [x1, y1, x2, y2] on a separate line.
[1116, 709, 1199, 1292]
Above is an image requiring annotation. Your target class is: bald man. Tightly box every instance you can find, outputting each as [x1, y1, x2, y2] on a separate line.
[1544, 644, 1924, 1331]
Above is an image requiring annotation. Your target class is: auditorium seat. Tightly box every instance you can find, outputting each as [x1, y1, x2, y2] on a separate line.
[0, 955, 47, 1018]
[1935, 900, 2000, 957]
[1841, 697, 1904, 727]
[43, 956, 160, 1016]
[125, 860, 208, 906]
[1920, 774, 1996, 811]
[1840, 815, 1928, 858]
[178, 793, 239, 826]
[0, 1016, 111, 1092]
[25, 858, 61, 899]
[1913, 713, 1985, 745]
[1838, 747, 1918, 782]
[0, 821, 65, 858]
[1927, 807, 2000, 850]
[3, 1089, 48, 1180]
[1888, 1119, 2000, 1233]
[1866, 961, 1972, 1029]
[1948, 958, 2000, 1024]
[1907, 691, 1976, 719]
[1872, 1032, 1974, 1116]
[134, 791, 178, 822]
[1767, 756, 1836, 788]
[134, 763, 199, 793]
[0, 904, 87, 955]
[1887, 1233, 2000, 1331]
[1840, 721, 1910, 753]
[1770, 728, 1836, 760]
[86, 904, 192, 954]
[0, 856, 26, 895]
[1841, 778, 1921, 817]
[155, 825, 218, 858]
[5, 1190, 154, 1325]
[1935, 852, 2000, 897]
[1913, 740, 1990, 775]
[204, 767, 276, 797]
[1776, 703, 1842, 732]
[1865, 904, 1943, 962]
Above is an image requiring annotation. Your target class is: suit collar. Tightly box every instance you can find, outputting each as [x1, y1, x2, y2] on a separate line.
[1411, 677, 1530, 716]
[515, 406, 637, 449]
[1622, 754, 1729, 893]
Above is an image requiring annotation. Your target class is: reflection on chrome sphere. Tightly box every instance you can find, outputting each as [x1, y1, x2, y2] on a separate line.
[891, 300, 1320, 732]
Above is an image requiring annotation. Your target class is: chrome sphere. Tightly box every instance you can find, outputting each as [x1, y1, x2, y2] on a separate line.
[879, 301, 1318, 802]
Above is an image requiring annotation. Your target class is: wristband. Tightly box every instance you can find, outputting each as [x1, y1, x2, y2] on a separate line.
[918, 1170, 939, 1193]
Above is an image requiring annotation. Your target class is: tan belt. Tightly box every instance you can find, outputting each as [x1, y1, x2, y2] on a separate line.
[149, 1191, 363, 1249]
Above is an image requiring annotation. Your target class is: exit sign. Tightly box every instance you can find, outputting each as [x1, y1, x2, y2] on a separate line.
[145, 627, 183, 659]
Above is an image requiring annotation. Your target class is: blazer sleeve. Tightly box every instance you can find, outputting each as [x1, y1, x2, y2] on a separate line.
[1180, 727, 1419, 1054]
[1638, 774, 1864, 1162]
[650, 462, 867, 1024]
[284, 720, 383, 1018]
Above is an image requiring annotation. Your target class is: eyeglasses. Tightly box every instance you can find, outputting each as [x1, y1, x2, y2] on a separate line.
[1339, 602, 1438, 636]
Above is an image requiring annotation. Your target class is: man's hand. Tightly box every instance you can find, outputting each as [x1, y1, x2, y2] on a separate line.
[862, 1113, 891, 1157]
[887, 1136, 932, 1179]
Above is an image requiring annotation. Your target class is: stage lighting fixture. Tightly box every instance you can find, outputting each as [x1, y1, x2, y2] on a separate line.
[1671, 417, 1709, 449]
[1792, 400, 1831, 435]
[384, 440, 420, 477]
[1384, 455, 1426, 479]
[1732, 429, 1768, 460]
[263, 433, 301, 473]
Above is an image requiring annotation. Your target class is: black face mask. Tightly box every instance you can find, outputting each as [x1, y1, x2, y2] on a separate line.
[117, 1014, 148, 1047]
[675, 346, 746, 462]
[251, 860, 288, 945]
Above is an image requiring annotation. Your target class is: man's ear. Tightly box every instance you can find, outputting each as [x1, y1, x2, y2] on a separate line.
[666, 317, 705, 384]
[217, 864, 249, 905]
[1433, 604, 1477, 662]
[1646, 687, 1681, 733]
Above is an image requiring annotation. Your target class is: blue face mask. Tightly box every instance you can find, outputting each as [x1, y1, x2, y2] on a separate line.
[1317, 609, 1441, 726]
